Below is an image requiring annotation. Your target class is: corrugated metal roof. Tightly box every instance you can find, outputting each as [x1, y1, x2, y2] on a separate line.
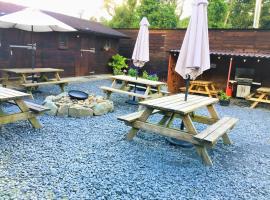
[0, 1, 127, 38]
[170, 49, 270, 59]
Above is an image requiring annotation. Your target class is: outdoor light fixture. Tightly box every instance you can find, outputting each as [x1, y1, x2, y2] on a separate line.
[243, 59, 247, 62]
[257, 59, 260, 62]
[218, 56, 221, 59]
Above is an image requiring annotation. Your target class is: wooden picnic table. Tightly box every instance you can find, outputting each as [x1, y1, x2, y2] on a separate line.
[118, 94, 238, 165]
[0, 87, 49, 128]
[0, 68, 69, 95]
[180, 80, 218, 97]
[100, 75, 168, 101]
[246, 87, 270, 108]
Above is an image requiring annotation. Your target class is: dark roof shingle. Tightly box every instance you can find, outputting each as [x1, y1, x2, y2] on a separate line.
[0, 1, 127, 38]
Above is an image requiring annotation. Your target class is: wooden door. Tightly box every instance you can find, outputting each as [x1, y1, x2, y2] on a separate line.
[76, 36, 96, 76]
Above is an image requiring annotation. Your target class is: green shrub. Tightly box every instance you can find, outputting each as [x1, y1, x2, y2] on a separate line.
[142, 70, 149, 79]
[108, 54, 128, 75]
[218, 90, 230, 100]
[128, 68, 137, 77]
[147, 74, 159, 81]
[113, 68, 124, 75]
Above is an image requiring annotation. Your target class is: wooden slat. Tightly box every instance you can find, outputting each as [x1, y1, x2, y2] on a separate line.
[21, 80, 68, 87]
[0, 87, 30, 101]
[128, 84, 170, 94]
[112, 75, 166, 86]
[117, 109, 160, 123]
[100, 86, 148, 98]
[194, 117, 238, 143]
[0, 68, 64, 74]
[24, 101, 50, 113]
[133, 121, 200, 145]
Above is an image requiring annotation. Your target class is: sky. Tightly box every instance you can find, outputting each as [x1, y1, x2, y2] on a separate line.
[2, 0, 192, 21]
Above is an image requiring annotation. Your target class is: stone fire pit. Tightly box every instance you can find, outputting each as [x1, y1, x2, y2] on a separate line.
[43, 92, 114, 117]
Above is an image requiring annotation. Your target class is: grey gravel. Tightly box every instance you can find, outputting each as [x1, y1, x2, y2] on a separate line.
[0, 80, 270, 200]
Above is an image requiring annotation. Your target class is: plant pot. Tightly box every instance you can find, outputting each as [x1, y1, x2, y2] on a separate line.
[219, 99, 230, 106]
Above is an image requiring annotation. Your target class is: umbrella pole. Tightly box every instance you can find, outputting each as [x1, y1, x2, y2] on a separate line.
[133, 67, 138, 101]
[185, 75, 190, 101]
[31, 25, 35, 82]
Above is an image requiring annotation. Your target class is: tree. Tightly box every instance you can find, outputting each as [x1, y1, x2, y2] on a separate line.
[260, 0, 270, 28]
[107, 0, 139, 28]
[136, 0, 179, 28]
[229, 0, 255, 28]
[208, 0, 228, 28]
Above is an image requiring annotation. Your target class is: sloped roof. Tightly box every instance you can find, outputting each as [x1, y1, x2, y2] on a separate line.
[0, 1, 127, 38]
[170, 49, 270, 59]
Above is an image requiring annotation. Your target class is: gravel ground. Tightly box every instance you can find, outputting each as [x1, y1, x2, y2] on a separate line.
[0, 80, 270, 200]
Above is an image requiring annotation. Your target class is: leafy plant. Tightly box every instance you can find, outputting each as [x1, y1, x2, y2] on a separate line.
[147, 74, 159, 81]
[108, 54, 128, 75]
[128, 68, 137, 77]
[113, 68, 124, 75]
[142, 70, 149, 79]
[218, 90, 230, 100]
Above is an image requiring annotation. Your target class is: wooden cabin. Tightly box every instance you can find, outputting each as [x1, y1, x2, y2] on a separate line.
[118, 29, 270, 95]
[0, 1, 127, 77]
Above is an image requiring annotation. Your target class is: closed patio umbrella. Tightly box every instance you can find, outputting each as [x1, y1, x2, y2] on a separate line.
[128, 17, 150, 104]
[175, 0, 210, 101]
[169, 0, 210, 147]
[0, 8, 76, 73]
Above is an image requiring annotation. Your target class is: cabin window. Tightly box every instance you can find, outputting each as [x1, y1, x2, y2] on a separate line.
[58, 34, 68, 49]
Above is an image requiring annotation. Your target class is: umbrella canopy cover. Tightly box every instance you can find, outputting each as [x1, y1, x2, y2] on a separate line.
[175, 0, 210, 80]
[0, 8, 76, 32]
[132, 17, 150, 67]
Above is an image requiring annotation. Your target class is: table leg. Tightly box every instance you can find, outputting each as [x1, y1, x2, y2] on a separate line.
[210, 84, 218, 97]
[204, 86, 212, 97]
[0, 105, 5, 131]
[126, 108, 153, 141]
[182, 114, 213, 165]
[2, 72, 9, 87]
[15, 99, 42, 128]
[250, 93, 266, 108]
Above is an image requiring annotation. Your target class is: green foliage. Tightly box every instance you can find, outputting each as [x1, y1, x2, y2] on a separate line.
[228, 0, 255, 28]
[178, 17, 190, 28]
[136, 0, 179, 28]
[260, 0, 270, 28]
[108, 54, 128, 75]
[208, 0, 228, 28]
[142, 70, 149, 79]
[218, 90, 230, 100]
[107, 0, 139, 28]
[147, 74, 159, 81]
[128, 68, 138, 77]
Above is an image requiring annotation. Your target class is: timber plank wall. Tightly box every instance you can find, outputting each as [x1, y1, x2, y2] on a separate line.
[0, 29, 119, 77]
[117, 29, 270, 88]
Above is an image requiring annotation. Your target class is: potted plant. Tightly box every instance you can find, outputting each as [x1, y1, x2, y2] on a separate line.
[218, 90, 231, 106]
[108, 54, 128, 75]
[128, 68, 137, 77]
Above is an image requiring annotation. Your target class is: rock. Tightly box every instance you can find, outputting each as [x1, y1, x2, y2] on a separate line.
[54, 92, 68, 101]
[93, 101, 114, 116]
[43, 95, 56, 104]
[68, 105, 93, 118]
[43, 101, 58, 116]
[57, 104, 70, 117]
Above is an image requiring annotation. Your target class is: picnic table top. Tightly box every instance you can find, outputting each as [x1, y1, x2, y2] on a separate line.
[257, 87, 270, 94]
[140, 93, 219, 115]
[0, 87, 30, 102]
[0, 68, 64, 74]
[111, 75, 166, 86]
[190, 80, 214, 85]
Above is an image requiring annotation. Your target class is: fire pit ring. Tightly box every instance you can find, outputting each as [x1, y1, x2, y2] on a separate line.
[68, 90, 89, 100]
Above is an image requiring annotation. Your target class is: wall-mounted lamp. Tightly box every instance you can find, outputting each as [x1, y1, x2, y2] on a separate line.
[243, 59, 247, 62]
[218, 56, 221, 59]
[257, 59, 260, 62]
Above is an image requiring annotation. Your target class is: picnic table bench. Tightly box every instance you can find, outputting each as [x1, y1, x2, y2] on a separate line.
[246, 87, 270, 108]
[180, 80, 218, 97]
[100, 75, 168, 101]
[0, 87, 49, 128]
[118, 94, 238, 166]
[0, 68, 69, 96]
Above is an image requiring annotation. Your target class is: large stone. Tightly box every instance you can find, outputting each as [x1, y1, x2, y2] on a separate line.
[43, 95, 56, 104]
[43, 101, 58, 116]
[54, 92, 68, 101]
[93, 101, 114, 116]
[57, 104, 70, 117]
[68, 105, 93, 118]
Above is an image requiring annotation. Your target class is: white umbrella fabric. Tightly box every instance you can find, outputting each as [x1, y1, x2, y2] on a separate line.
[132, 17, 150, 68]
[0, 8, 76, 73]
[175, 0, 210, 100]
[0, 8, 76, 32]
